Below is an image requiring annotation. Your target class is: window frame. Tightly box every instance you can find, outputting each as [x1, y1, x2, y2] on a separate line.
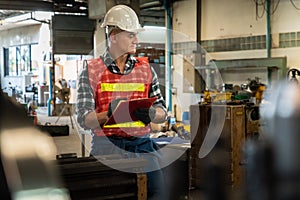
[3, 43, 37, 76]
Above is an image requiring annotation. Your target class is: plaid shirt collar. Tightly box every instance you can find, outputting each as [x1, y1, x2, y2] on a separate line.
[102, 49, 137, 75]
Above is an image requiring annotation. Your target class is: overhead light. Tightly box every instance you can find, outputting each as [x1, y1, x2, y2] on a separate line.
[79, 6, 87, 10]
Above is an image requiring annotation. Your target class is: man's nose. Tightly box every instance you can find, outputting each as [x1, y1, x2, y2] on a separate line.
[133, 35, 138, 43]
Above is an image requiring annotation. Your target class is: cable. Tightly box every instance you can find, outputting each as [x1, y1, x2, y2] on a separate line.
[263, 0, 281, 15]
[255, 0, 266, 19]
[290, 0, 300, 10]
[270, 0, 281, 15]
[254, 0, 281, 19]
[253, 0, 266, 6]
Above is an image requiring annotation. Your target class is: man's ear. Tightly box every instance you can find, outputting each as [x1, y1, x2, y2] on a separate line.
[110, 34, 117, 44]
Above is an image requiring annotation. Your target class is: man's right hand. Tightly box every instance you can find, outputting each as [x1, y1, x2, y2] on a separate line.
[107, 98, 128, 117]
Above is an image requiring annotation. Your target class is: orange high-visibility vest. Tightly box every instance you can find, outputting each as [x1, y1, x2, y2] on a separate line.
[87, 57, 152, 137]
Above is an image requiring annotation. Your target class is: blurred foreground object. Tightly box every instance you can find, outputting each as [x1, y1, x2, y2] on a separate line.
[287, 68, 300, 84]
[0, 91, 70, 200]
[246, 81, 300, 200]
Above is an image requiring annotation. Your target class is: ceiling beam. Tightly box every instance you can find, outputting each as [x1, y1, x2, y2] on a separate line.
[0, 0, 88, 14]
[0, 0, 54, 11]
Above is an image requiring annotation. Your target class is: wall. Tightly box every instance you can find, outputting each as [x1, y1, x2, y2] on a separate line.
[171, 0, 300, 70]
[173, 0, 197, 41]
[0, 24, 51, 96]
[201, 0, 300, 69]
[172, 54, 201, 119]
[201, 0, 300, 40]
[201, 0, 266, 39]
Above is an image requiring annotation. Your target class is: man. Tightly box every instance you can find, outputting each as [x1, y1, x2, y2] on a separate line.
[76, 4, 167, 199]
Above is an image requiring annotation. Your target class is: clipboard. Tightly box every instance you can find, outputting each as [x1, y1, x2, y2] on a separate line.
[104, 97, 157, 126]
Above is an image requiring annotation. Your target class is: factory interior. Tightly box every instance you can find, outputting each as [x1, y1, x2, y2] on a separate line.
[1, 0, 300, 199]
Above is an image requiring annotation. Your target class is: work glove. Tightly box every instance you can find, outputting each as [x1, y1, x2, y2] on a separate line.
[107, 98, 127, 117]
[133, 107, 156, 125]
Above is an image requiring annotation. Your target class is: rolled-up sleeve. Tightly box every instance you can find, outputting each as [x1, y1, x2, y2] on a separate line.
[76, 66, 95, 129]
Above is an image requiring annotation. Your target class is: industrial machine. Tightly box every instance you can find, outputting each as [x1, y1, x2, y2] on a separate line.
[200, 77, 264, 141]
[247, 77, 266, 104]
[188, 75, 265, 197]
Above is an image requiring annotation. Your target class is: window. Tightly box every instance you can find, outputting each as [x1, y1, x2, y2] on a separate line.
[3, 44, 38, 76]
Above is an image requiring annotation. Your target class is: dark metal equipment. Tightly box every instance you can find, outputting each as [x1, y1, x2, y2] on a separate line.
[190, 104, 246, 190]
[56, 155, 148, 200]
[37, 123, 69, 137]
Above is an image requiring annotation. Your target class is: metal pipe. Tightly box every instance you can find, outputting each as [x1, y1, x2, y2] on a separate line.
[266, 0, 271, 58]
[47, 64, 53, 116]
[197, 0, 202, 47]
[164, 0, 172, 112]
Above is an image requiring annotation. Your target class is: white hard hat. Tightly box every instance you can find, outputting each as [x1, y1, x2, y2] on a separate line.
[101, 5, 145, 33]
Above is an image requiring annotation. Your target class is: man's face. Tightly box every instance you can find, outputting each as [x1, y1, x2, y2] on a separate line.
[110, 30, 139, 55]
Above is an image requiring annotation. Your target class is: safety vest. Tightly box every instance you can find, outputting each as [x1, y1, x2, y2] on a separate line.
[87, 57, 152, 137]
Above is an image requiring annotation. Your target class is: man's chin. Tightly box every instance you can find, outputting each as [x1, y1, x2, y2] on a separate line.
[128, 51, 136, 54]
[128, 49, 136, 54]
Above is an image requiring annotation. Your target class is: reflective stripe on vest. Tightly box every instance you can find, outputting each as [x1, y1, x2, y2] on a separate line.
[103, 121, 145, 128]
[101, 83, 145, 92]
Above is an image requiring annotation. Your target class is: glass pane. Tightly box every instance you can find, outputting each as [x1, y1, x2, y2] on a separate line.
[8, 47, 17, 76]
[31, 44, 40, 74]
[21, 45, 30, 75]
[16, 46, 21, 75]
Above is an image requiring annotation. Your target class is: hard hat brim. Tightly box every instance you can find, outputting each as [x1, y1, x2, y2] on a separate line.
[101, 23, 145, 33]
